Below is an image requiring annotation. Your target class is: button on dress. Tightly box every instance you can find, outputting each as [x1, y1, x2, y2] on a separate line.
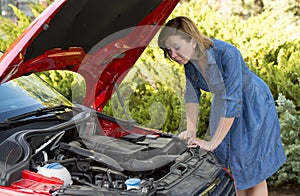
[184, 39, 286, 190]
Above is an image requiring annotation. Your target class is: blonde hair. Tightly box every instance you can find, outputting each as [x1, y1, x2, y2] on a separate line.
[158, 16, 213, 60]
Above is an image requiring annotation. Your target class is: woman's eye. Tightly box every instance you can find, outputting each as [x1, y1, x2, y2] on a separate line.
[174, 46, 180, 51]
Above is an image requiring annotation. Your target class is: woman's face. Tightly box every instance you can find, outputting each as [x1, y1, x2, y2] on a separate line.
[164, 35, 196, 64]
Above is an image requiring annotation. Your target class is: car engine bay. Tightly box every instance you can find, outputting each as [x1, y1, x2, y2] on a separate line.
[0, 109, 235, 195]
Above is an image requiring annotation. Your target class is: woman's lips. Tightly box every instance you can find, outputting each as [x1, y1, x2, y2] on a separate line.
[174, 58, 183, 64]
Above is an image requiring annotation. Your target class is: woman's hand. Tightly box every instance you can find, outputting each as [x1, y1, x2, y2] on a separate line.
[188, 117, 234, 151]
[188, 138, 213, 151]
[178, 130, 196, 145]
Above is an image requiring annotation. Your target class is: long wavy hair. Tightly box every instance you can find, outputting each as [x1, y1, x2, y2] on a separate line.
[158, 16, 213, 61]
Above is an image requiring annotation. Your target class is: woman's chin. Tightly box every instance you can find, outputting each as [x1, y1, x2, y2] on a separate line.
[176, 59, 188, 64]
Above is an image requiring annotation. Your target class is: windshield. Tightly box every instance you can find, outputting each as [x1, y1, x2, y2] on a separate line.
[0, 74, 72, 122]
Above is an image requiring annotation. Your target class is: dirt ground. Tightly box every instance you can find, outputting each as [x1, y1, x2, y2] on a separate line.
[269, 190, 299, 196]
[269, 186, 300, 196]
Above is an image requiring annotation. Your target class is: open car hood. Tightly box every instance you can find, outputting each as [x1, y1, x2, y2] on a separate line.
[0, 0, 178, 110]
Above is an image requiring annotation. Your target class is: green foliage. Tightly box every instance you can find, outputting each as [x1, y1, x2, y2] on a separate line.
[29, 0, 53, 18]
[128, 82, 182, 132]
[271, 43, 300, 108]
[0, 2, 49, 52]
[268, 94, 300, 186]
[38, 71, 86, 104]
[0, 4, 31, 51]
[103, 61, 186, 133]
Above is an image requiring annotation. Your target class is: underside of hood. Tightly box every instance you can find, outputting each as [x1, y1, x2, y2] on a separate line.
[24, 0, 163, 61]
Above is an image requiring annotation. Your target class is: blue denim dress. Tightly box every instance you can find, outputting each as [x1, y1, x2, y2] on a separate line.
[184, 39, 286, 190]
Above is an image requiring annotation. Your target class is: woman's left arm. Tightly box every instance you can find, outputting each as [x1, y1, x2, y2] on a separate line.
[189, 117, 234, 151]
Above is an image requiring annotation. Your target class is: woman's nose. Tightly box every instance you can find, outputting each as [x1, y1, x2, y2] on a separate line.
[169, 50, 177, 59]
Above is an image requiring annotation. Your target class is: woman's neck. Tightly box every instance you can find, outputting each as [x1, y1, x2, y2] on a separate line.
[192, 48, 207, 78]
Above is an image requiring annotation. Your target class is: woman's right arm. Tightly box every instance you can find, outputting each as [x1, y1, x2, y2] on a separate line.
[181, 65, 201, 143]
[186, 102, 199, 133]
[178, 102, 199, 143]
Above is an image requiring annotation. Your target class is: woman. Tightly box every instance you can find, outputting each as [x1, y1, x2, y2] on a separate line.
[158, 16, 286, 195]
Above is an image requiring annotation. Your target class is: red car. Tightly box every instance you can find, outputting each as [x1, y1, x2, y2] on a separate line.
[0, 0, 236, 195]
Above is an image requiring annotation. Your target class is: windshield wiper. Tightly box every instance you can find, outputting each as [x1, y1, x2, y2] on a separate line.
[5, 105, 74, 122]
[0, 116, 59, 129]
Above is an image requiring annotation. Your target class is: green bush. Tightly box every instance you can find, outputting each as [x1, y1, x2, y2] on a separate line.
[268, 94, 300, 187]
[38, 70, 86, 104]
[102, 61, 186, 133]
